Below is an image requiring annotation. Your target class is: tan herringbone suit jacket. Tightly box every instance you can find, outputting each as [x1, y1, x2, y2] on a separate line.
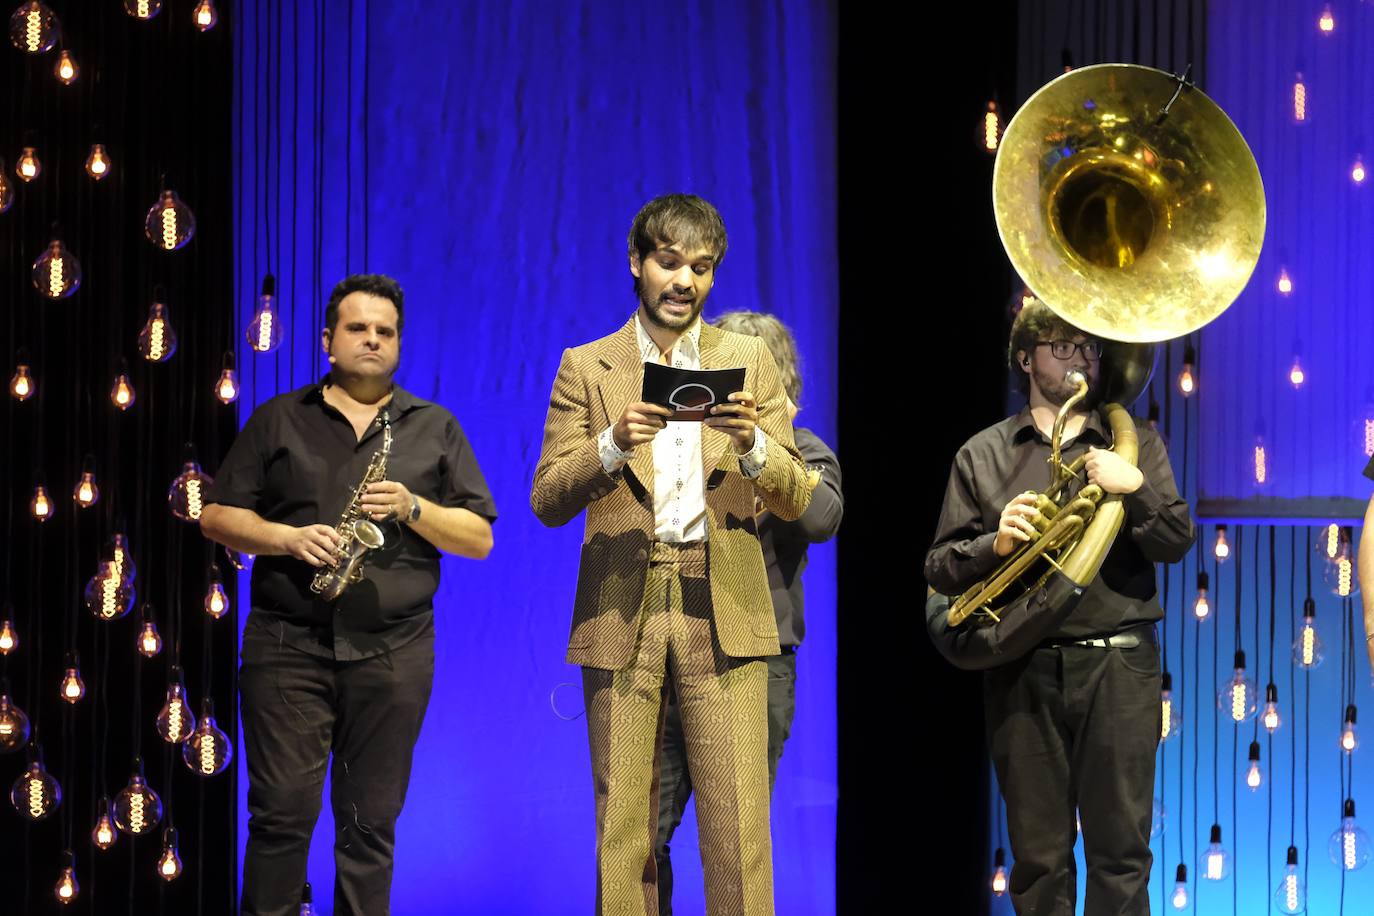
[531, 317, 813, 670]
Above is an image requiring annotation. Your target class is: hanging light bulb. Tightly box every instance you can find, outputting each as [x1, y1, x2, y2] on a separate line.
[183, 698, 233, 776]
[53, 47, 76, 83]
[1160, 671, 1183, 741]
[110, 368, 136, 410]
[1288, 356, 1305, 388]
[109, 530, 136, 584]
[1170, 863, 1189, 909]
[1177, 342, 1196, 396]
[204, 564, 229, 618]
[16, 145, 40, 181]
[112, 759, 161, 835]
[123, 0, 162, 20]
[73, 457, 99, 508]
[31, 483, 53, 522]
[136, 297, 178, 362]
[1253, 435, 1268, 486]
[1294, 597, 1324, 668]
[1353, 156, 1367, 185]
[84, 561, 135, 621]
[1193, 571, 1211, 621]
[246, 274, 283, 353]
[979, 99, 1003, 154]
[1214, 524, 1230, 562]
[144, 187, 195, 250]
[32, 238, 82, 298]
[1200, 824, 1232, 880]
[214, 351, 240, 404]
[192, 0, 217, 30]
[92, 796, 117, 850]
[168, 455, 214, 522]
[1342, 705, 1359, 754]
[1322, 523, 1341, 560]
[157, 826, 182, 881]
[54, 850, 78, 905]
[1292, 72, 1307, 124]
[84, 142, 110, 179]
[989, 847, 1007, 896]
[1319, 526, 1359, 597]
[155, 670, 195, 744]
[1274, 845, 1306, 914]
[0, 613, 16, 655]
[136, 606, 162, 658]
[1218, 650, 1257, 723]
[1329, 799, 1371, 871]
[59, 654, 85, 704]
[1276, 266, 1293, 295]
[0, 686, 31, 752]
[10, 747, 60, 820]
[301, 883, 316, 916]
[1245, 740, 1263, 790]
[8, 2, 59, 53]
[1263, 683, 1281, 733]
[1319, 4, 1335, 34]
[9, 360, 34, 400]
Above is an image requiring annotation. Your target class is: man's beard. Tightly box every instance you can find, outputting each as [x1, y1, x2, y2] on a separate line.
[638, 278, 707, 331]
[1033, 365, 1098, 409]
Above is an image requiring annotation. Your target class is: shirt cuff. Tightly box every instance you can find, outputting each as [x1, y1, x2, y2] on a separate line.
[597, 425, 632, 474]
[739, 426, 769, 479]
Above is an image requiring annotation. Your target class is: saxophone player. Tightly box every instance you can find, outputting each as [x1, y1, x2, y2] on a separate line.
[200, 274, 496, 916]
[924, 299, 1194, 916]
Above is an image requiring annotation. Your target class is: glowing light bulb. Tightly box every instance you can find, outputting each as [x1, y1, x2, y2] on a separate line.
[73, 470, 99, 508]
[123, 0, 162, 20]
[10, 751, 60, 820]
[1177, 364, 1194, 396]
[1245, 740, 1263, 790]
[1321, 527, 1360, 598]
[1200, 824, 1231, 880]
[156, 673, 195, 744]
[1160, 672, 1183, 741]
[247, 275, 283, 353]
[54, 851, 78, 905]
[8, 2, 59, 53]
[1292, 73, 1307, 124]
[157, 827, 183, 881]
[1253, 437, 1268, 485]
[109, 531, 135, 583]
[1354, 157, 1367, 185]
[989, 847, 1008, 896]
[1319, 4, 1335, 33]
[10, 362, 34, 400]
[84, 561, 136, 621]
[1324, 523, 1341, 559]
[1342, 705, 1358, 754]
[112, 761, 162, 835]
[1365, 415, 1374, 457]
[215, 356, 240, 404]
[1214, 525, 1230, 562]
[183, 699, 233, 776]
[92, 797, 117, 850]
[1329, 799, 1371, 871]
[0, 690, 31, 751]
[16, 146, 40, 181]
[192, 0, 217, 30]
[1193, 572, 1211, 621]
[110, 371, 136, 410]
[1171, 864, 1189, 909]
[1276, 267, 1293, 295]
[144, 188, 195, 250]
[53, 47, 76, 83]
[59, 664, 85, 704]
[137, 300, 178, 362]
[31, 484, 52, 522]
[1218, 650, 1256, 723]
[1294, 598, 1324, 668]
[137, 611, 162, 658]
[85, 143, 110, 180]
[169, 458, 213, 522]
[32, 239, 82, 298]
[1263, 683, 1281, 733]
[1288, 357, 1305, 388]
[980, 100, 1002, 153]
[0, 615, 16, 655]
[204, 564, 228, 618]
[1275, 846, 1307, 914]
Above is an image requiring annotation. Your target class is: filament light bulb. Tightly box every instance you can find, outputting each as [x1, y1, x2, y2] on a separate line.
[92, 797, 116, 849]
[0, 690, 31, 751]
[53, 47, 76, 83]
[1218, 650, 1256, 723]
[989, 847, 1007, 896]
[54, 851, 77, 905]
[1319, 4, 1335, 33]
[1263, 683, 1281, 733]
[980, 100, 1002, 153]
[192, 0, 217, 30]
[215, 354, 240, 403]
[0, 616, 16, 655]
[1245, 740, 1262, 790]
[155, 673, 195, 744]
[1294, 598, 1323, 668]
[110, 371, 136, 410]
[247, 275, 283, 353]
[1253, 437, 1268, 485]
[1171, 864, 1189, 909]
[112, 761, 161, 835]
[9, 2, 59, 53]
[85, 143, 110, 179]
[1213, 525, 1229, 561]
[1292, 73, 1307, 124]
[169, 458, 213, 521]
[16, 146, 40, 181]
[1277, 267, 1293, 295]
[84, 561, 136, 621]
[1200, 824, 1231, 880]
[1342, 705, 1358, 754]
[157, 827, 182, 880]
[10, 362, 34, 400]
[1160, 672, 1183, 741]
[59, 663, 84, 704]
[10, 751, 60, 820]
[137, 611, 162, 658]
[1289, 357, 1305, 388]
[1329, 799, 1371, 871]
[31, 484, 52, 522]
[183, 699, 233, 776]
[73, 470, 98, 508]
[145, 189, 195, 250]
[1354, 157, 1366, 185]
[204, 564, 228, 618]
[137, 300, 178, 362]
[1275, 846, 1306, 914]
[32, 239, 82, 298]
[123, 0, 162, 20]
[1193, 572, 1211, 621]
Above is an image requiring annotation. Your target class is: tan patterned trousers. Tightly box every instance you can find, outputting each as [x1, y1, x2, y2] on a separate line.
[582, 541, 773, 916]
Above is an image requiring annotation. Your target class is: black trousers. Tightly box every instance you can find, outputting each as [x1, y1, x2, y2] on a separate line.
[239, 619, 435, 916]
[984, 639, 1161, 916]
[654, 650, 797, 916]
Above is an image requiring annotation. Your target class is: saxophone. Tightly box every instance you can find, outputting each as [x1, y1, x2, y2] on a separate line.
[311, 410, 393, 601]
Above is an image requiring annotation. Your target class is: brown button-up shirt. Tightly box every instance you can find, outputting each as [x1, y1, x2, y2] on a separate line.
[924, 406, 1195, 639]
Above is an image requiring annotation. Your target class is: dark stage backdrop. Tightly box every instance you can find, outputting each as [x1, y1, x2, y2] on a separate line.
[230, 2, 839, 913]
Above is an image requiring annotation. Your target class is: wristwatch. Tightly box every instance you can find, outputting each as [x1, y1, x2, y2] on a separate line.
[406, 496, 422, 524]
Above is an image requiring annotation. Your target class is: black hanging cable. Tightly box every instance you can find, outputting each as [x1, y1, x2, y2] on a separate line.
[1213, 543, 1221, 824]
[1304, 527, 1312, 895]
[346, 0, 355, 271]
[1290, 528, 1297, 846]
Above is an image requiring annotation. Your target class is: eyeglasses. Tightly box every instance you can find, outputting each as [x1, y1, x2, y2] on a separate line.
[1035, 339, 1103, 361]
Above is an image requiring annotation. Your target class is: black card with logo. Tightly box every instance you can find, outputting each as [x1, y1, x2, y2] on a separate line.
[640, 362, 746, 421]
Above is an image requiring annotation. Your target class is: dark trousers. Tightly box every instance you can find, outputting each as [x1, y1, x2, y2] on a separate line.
[239, 620, 435, 916]
[983, 639, 1161, 916]
[654, 650, 797, 916]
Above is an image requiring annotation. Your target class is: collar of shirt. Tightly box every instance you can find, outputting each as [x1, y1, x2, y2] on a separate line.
[634, 312, 702, 366]
[1011, 404, 1111, 448]
[302, 374, 427, 417]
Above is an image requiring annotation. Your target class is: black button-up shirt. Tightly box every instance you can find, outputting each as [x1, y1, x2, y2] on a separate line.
[924, 406, 1195, 639]
[206, 379, 497, 660]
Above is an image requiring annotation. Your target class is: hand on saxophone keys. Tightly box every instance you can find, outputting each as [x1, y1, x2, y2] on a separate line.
[360, 480, 415, 523]
[278, 524, 343, 568]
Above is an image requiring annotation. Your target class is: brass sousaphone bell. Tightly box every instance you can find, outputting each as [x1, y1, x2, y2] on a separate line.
[928, 64, 1265, 669]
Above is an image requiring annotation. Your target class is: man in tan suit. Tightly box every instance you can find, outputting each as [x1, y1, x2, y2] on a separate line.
[531, 194, 811, 915]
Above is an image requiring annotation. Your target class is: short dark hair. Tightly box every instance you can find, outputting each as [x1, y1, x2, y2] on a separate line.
[712, 311, 802, 406]
[1007, 297, 1083, 396]
[325, 274, 405, 334]
[628, 194, 728, 266]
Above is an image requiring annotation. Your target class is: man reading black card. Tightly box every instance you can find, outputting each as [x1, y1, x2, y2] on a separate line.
[641, 362, 747, 421]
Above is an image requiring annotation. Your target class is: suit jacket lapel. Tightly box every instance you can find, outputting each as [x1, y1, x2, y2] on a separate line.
[698, 324, 736, 475]
[595, 319, 655, 493]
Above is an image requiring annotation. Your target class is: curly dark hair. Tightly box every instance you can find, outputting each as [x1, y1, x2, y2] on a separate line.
[324, 274, 405, 334]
